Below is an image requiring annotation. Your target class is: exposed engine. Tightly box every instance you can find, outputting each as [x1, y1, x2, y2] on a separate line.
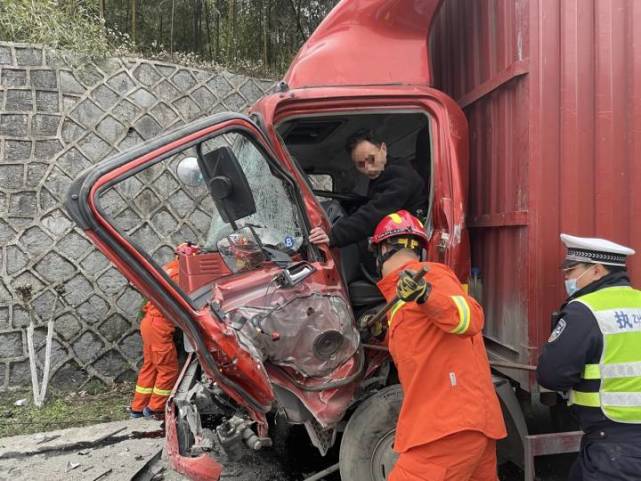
[229, 292, 359, 377]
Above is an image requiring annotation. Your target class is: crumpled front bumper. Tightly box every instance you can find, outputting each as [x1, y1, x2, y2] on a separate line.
[164, 399, 223, 481]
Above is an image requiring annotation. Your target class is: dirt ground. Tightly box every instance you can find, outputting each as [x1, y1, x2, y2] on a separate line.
[0, 383, 132, 438]
[0, 421, 574, 481]
[0, 419, 166, 481]
[0, 383, 575, 481]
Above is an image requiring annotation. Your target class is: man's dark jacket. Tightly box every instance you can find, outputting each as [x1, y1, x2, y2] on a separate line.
[329, 158, 426, 247]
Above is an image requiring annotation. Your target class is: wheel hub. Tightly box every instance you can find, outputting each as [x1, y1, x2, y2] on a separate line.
[370, 429, 398, 481]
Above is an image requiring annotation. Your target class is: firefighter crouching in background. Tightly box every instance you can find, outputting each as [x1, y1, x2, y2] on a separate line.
[130, 257, 180, 419]
[372, 211, 506, 481]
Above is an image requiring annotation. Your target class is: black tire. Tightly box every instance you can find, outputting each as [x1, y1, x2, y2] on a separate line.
[339, 385, 403, 481]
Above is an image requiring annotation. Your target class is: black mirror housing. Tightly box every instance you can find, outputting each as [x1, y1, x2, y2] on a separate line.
[199, 144, 256, 223]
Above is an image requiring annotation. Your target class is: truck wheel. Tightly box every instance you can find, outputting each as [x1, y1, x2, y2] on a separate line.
[339, 385, 402, 481]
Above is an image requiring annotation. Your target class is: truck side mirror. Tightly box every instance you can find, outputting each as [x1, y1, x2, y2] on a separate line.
[199, 145, 256, 225]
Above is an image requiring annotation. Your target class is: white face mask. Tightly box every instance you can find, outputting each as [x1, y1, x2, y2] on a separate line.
[564, 265, 593, 297]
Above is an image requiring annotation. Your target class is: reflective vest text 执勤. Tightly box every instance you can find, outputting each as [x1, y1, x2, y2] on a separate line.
[569, 286, 641, 423]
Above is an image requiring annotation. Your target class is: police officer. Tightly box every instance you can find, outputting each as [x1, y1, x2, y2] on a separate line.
[537, 233, 641, 481]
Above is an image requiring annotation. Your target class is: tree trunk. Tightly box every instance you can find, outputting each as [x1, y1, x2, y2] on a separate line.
[192, 0, 199, 55]
[228, 0, 235, 63]
[204, 0, 213, 61]
[170, 0, 175, 58]
[215, 0, 221, 61]
[262, 0, 269, 68]
[131, 0, 137, 45]
[286, 0, 306, 43]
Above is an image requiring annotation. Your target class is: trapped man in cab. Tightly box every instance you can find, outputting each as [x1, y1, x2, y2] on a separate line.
[309, 129, 426, 248]
[537, 234, 641, 481]
[372, 211, 506, 481]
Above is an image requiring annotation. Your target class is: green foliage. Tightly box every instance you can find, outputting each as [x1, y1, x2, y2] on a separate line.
[0, 0, 130, 57]
[105, 0, 339, 76]
[0, 0, 339, 76]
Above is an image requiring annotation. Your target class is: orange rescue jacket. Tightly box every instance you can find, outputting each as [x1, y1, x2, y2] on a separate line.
[377, 260, 506, 453]
[143, 259, 179, 331]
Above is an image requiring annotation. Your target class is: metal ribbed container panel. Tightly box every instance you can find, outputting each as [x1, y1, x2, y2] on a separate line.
[431, 0, 641, 390]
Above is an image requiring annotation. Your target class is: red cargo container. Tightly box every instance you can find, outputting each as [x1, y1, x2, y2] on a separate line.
[431, 0, 641, 392]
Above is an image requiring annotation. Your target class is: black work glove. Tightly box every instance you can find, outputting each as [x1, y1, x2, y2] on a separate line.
[396, 270, 431, 304]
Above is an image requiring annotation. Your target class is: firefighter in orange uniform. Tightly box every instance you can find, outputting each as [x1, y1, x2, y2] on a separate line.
[130, 258, 180, 418]
[371, 211, 506, 481]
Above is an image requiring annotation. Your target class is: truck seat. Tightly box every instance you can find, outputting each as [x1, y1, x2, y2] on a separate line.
[340, 243, 384, 307]
[320, 199, 384, 307]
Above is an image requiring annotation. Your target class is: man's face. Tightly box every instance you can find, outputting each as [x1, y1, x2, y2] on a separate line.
[351, 140, 387, 179]
[563, 263, 599, 290]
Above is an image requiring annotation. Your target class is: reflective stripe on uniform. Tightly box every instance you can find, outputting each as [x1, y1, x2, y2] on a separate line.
[603, 361, 641, 378]
[570, 388, 641, 408]
[570, 390, 600, 408]
[388, 300, 406, 326]
[135, 385, 153, 394]
[583, 364, 600, 379]
[600, 392, 641, 407]
[152, 386, 172, 396]
[585, 361, 641, 379]
[450, 295, 471, 334]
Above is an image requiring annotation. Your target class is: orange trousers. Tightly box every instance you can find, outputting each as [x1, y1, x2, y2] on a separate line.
[131, 314, 179, 413]
[389, 431, 498, 481]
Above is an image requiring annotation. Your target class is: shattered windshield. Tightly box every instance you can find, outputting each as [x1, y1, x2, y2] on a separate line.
[202, 133, 305, 254]
[95, 128, 306, 304]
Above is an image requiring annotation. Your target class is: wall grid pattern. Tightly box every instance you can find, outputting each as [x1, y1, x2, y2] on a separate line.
[0, 41, 274, 391]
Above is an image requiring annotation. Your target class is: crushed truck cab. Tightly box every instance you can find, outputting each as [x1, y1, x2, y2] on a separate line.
[64, 1, 480, 480]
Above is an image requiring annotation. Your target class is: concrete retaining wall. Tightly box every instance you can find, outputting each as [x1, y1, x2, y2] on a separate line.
[0, 42, 273, 391]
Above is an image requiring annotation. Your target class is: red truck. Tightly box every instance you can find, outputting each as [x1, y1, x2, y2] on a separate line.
[65, 1, 641, 480]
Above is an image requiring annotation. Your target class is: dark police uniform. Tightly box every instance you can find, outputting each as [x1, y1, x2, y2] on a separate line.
[538, 271, 641, 481]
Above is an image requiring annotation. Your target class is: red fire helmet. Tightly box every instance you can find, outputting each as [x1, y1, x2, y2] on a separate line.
[371, 210, 429, 249]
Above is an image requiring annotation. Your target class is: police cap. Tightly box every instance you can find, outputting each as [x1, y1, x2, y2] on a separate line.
[561, 233, 635, 268]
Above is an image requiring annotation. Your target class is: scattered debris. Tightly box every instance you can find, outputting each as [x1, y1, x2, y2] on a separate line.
[35, 433, 61, 445]
[91, 468, 113, 481]
[95, 426, 127, 443]
[65, 460, 81, 472]
[303, 463, 340, 481]
[0, 420, 168, 481]
[118, 446, 131, 456]
[0, 421, 160, 460]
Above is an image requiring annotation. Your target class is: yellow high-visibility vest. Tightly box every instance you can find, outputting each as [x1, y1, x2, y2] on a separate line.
[569, 286, 641, 423]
